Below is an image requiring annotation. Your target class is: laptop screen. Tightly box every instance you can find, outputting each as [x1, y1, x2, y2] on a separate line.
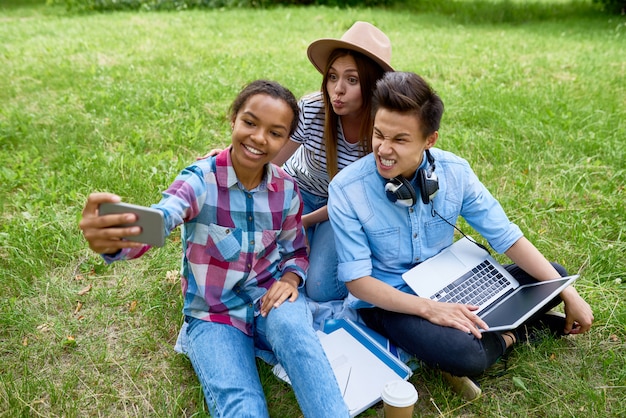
[479, 277, 574, 330]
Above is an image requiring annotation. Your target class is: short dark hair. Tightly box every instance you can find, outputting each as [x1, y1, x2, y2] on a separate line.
[372, 72, 444, 138]
[230, 80, 300, 137]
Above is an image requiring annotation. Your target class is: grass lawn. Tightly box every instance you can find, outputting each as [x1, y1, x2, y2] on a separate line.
[1, 0, 624, 416]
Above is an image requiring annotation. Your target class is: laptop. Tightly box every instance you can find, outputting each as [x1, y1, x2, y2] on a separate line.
[401, 237, 578, 332]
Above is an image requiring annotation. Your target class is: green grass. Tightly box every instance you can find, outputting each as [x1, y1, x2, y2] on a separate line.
[1, 0, 625, 416]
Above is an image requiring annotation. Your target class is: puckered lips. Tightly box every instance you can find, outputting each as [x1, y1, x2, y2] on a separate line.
[332, 98, 345, 110]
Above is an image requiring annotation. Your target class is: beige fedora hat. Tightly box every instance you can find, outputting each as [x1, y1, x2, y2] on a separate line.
[307, 21, 393, 74]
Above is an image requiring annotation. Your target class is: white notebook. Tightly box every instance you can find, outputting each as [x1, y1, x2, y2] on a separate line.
[273, 319, 412, 417]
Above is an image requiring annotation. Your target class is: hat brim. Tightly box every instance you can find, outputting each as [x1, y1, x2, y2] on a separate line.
[307, 38, 394, 75]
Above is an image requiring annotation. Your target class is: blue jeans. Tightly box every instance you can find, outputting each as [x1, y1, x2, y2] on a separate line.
[300, 189, 348, 302]
[185, 294, 349, 417]
[359, 263, 568, 377]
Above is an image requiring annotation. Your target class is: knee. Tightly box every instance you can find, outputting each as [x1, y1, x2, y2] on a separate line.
[550, 262, 568, 277]
[265, 299, 312, 336]
[304, 277, 324, 301]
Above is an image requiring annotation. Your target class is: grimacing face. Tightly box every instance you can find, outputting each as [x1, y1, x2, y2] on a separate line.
[372, 108, 437, 179]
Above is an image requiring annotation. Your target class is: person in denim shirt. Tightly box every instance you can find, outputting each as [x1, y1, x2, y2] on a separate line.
[79, 80, 349, 417]
[328, 71, 594, 396]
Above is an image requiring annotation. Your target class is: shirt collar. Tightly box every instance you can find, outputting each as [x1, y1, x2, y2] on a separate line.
[215, 147, 277, 192]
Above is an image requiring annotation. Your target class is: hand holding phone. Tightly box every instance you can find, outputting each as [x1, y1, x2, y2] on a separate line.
[99, 202, 165, 247]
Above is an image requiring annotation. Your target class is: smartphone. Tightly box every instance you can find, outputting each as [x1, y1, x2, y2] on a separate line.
[98, 202, 165, 247]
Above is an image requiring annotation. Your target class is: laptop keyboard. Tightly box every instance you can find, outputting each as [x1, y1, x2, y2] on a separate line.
[432, 260, 512, 306]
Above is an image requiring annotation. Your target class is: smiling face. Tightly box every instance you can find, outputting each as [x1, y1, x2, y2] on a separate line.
[325, 54, 364, 118]
[372, 107, 438, 179]
[229, 93, 294, 188]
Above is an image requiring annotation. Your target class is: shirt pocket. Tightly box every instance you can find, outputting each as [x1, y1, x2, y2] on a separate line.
[256, 229, 280, 260]
[424, 212, 456, 249]
[205, 224, 242, 262]
[369, 227, 401, 263]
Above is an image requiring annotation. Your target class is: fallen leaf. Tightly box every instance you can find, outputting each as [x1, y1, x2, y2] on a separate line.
[165, 270, 179, 284]
[63, 335, 77, 348]
[75, 274, 84, 281]
[609, 334, 619, 342]
[37, 323, 51, 332]
[550, 353, 556, 361]
[22, 337, 28, 346]
[78, 284, 92, 296]
[129, 300, 138, 313]
[73, 301, 83, 315]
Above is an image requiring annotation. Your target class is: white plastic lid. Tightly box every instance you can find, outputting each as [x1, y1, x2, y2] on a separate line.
[381, 380, 418, 407]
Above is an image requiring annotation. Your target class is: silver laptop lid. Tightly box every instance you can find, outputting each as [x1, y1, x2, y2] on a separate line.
[401, 237, 519, 303]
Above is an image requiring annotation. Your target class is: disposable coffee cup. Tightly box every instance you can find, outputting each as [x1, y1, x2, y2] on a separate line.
[381, 380, 418, 418]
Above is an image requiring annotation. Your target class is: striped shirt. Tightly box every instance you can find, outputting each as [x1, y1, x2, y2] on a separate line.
[283, 92, 365, 198]
[104, 149, 308, 336]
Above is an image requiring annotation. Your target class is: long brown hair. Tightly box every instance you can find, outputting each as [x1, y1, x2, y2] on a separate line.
[321, 49, 386, 179]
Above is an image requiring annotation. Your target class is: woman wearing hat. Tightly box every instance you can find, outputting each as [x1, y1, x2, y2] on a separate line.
[273, 21, 394, 303]
[199, 22, 393, 304]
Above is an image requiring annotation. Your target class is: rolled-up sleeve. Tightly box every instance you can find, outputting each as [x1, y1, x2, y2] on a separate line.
[459, 162, 523, 253]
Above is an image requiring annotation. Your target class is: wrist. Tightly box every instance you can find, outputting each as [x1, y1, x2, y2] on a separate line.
[559, 285, 579, 303]
[281, 272, 302, 288]
[411, 296, 432, 318]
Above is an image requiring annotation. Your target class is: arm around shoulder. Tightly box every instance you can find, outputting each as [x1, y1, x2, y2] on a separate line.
[272, 139, 301, 167]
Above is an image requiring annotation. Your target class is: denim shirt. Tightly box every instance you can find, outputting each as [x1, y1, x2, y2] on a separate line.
[328, 149, 523, 309]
